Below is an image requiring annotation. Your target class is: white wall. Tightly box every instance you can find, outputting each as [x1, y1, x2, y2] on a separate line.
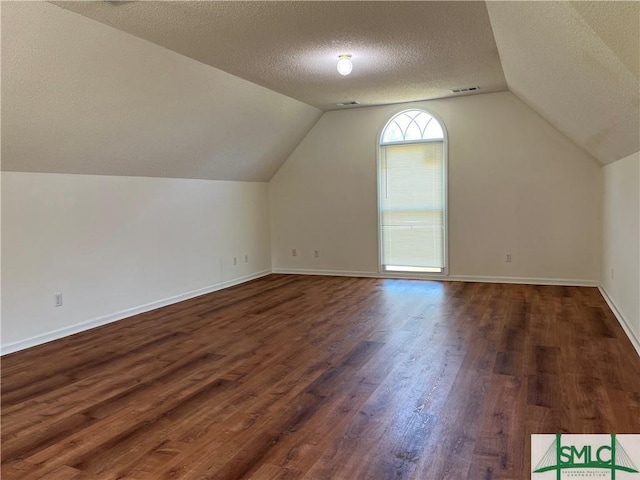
[1, 1, 291, 354]
[270, 92, 602, 284]
[1, 172, 271, 352]
[601, 151, 640, 349]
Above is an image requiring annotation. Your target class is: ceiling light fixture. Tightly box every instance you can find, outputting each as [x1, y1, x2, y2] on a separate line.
[337, 54, 353, 76]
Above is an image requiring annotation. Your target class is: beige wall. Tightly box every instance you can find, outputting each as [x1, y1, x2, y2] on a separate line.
[602, 151, 640, 349]
[1, 172, 271, 352]
[270, 92, 602, 284]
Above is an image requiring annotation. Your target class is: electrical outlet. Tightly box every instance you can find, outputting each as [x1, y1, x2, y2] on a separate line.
[314, 250, 320, 258]
[292, 249, 297, 257]
[233, 257, 237, 266]
[54, 293, 63, 307]
[505, 253, 512, 263]
[244, 254, 249, 263]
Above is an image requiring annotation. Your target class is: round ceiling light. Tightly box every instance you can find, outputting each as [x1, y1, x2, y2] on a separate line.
[337, 54, 353, 76]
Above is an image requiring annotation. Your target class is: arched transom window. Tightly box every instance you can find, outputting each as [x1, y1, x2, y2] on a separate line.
[381, 109, 444, 144]
[378, 109, 447, 273]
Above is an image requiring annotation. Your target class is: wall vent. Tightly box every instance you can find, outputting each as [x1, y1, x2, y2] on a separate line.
[451, 86, 480, 93]
[335, 101, 360, 106]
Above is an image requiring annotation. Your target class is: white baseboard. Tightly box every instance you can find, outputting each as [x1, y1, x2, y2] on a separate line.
[598, 286, 640, 357]
[272, 268, 599, 287]
[0, 270, 271, 356]
[276, 269, 638, 357]
[1, 268, 609, 356]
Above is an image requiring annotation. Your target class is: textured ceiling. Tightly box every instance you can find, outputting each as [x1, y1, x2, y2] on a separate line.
[486, 1, 639, 165]
[4, 0, 639, 179]
[569, 1, 639, 81]
[52, 1, 508, 110]
[1, 2, 322, 181]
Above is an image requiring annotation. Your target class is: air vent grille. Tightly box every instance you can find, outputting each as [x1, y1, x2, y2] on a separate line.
[335, 101, 360, 106]
[451, 86, 480, 93]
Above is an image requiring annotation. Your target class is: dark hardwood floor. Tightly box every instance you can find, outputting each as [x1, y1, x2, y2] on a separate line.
[2, 274, 640, 479]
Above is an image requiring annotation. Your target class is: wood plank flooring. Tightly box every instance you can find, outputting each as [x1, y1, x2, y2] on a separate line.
[2, 274, 640, 479]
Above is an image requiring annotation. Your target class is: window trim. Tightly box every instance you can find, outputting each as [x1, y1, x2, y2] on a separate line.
[380, 138, 444, 147]
[376, 107, 449, 276]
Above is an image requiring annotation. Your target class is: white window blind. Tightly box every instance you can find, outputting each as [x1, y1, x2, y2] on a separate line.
[380, 142, 445, 272]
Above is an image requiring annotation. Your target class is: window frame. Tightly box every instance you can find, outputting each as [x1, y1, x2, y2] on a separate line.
[376, 107, 449, 276]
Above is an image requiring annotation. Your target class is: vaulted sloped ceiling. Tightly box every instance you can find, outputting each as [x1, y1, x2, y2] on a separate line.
[49, 0, 640, 166]
[2, 1, 639, 181]
[1, 2, 322, 181]
[51, 1, 508, 109]
[486, 1, 639, 165]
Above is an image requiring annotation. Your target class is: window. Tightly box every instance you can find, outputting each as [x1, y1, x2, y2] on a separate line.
[378, 109, 447, 273]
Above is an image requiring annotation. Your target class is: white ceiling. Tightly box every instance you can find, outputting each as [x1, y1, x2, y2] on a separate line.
[52, 1, 508, 110]
[50, 0, 640, 164]
[486, 1, 639, 164]
[1, 2, 321, 181]
[3, 1, 639, 178]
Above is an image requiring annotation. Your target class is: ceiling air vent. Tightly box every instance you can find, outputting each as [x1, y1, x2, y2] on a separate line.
[335, 101, 360, 107]
[451, 86, 480, 93]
